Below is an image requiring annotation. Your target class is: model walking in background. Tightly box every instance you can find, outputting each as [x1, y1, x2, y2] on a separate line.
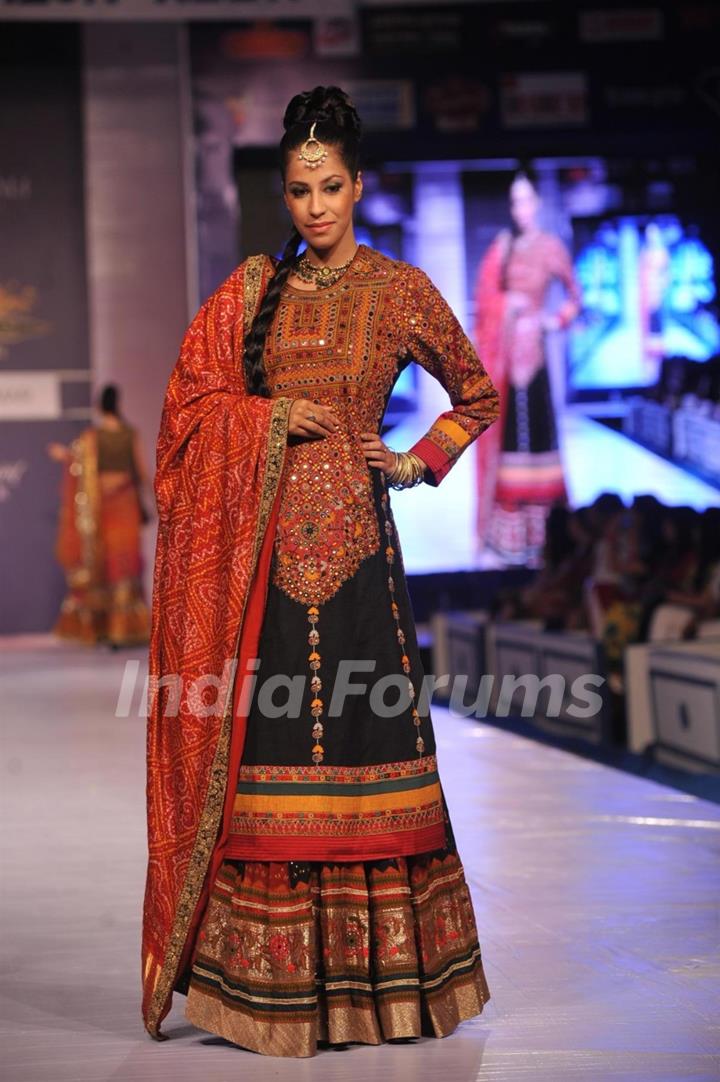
[47, 384, 151, 646]
[474, 168, 581, 566]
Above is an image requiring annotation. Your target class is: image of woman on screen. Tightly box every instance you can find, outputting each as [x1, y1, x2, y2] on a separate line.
[141, 85, 499, 1056]
[47, 383, 151, 647]
[474, 167, 581, 566]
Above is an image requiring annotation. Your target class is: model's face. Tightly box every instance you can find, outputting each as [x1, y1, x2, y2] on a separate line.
[283, 144, 362, 252]
[510, 177, 540, 232]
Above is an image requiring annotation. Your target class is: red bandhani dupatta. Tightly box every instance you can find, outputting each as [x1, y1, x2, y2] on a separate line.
[473, 232, 510, 546]
[141, 255, 292, 1039]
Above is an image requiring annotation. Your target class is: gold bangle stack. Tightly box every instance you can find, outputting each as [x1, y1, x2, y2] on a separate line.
[386, 450, 426, 490]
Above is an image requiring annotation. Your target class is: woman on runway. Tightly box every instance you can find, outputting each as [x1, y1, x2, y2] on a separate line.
[142, 86, 499, 1057]
[47, 384, 151, 647]
[474, 168, 581, 567]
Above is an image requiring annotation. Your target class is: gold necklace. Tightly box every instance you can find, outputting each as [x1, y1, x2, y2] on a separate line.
[293, 248, 357, 289]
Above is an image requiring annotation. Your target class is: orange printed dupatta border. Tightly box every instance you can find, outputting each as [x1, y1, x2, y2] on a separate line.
[141, 255, 292, 1039]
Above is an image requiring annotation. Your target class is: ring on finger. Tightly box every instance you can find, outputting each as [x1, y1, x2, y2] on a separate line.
[308, 412, 317, 422]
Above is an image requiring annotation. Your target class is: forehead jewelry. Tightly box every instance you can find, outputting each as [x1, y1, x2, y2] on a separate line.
[297, 121, 328, 170]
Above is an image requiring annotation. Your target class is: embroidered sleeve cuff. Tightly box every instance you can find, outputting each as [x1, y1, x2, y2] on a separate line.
[408, 435, 453, 487]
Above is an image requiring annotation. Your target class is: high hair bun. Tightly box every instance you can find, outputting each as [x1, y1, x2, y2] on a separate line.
[513, 161, 539, 188]
[283, 85, 362, 137]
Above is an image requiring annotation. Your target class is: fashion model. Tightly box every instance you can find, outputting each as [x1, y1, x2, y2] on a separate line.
[474, 168, 581, 566]
[142, 86, 499, 1057]
[48, 384, 151, 646]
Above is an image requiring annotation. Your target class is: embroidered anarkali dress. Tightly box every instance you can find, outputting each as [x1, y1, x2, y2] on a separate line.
[474, 229, 581, 566]
[141, 244, 499, 1057]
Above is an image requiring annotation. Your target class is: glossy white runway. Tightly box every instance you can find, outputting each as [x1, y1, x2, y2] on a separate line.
[2, 637, 719, 1081]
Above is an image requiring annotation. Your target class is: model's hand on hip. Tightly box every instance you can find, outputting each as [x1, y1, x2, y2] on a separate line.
[360, 432, 396, 475]
[288, 399, 341, 439]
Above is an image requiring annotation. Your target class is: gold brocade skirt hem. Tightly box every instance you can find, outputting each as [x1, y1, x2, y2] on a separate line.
[184, 849, 490, 1058]
[54, 579, 150, 646]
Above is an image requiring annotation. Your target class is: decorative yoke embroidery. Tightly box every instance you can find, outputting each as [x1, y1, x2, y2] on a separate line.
[264, 245, 499, 607]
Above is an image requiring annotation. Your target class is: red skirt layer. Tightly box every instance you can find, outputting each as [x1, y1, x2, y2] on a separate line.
[55, 479, 150, 646]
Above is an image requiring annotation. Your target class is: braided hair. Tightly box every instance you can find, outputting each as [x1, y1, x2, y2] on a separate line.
[242, 86, 362, 397]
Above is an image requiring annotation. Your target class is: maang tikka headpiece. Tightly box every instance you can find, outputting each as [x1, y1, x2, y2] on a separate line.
[297, 120, 328, 169]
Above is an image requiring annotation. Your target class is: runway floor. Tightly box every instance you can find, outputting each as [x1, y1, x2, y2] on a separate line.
[2, 638, 719, 1081]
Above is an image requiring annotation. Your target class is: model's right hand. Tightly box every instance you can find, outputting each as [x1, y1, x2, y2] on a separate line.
[288, 399, 340, 439]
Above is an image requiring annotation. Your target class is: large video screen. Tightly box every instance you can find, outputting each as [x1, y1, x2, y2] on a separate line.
[236, 153, 720, 573]
[571, 213, 719, 392]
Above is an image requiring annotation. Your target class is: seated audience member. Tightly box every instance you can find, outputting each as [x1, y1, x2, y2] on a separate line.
[636, 505, 700, 639]
[495, 504, 594, 629]
[647, 507, 720, 639]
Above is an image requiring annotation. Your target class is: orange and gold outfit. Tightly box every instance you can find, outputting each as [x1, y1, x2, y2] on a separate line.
[53, 423, 150, 646]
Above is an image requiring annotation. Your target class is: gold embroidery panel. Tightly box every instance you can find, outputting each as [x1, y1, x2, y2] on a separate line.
[265, 281, 396, 607]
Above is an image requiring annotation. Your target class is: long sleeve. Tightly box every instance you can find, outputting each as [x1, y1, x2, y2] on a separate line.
[396, 267, 500, 486]
[546, 235, 581, 328]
